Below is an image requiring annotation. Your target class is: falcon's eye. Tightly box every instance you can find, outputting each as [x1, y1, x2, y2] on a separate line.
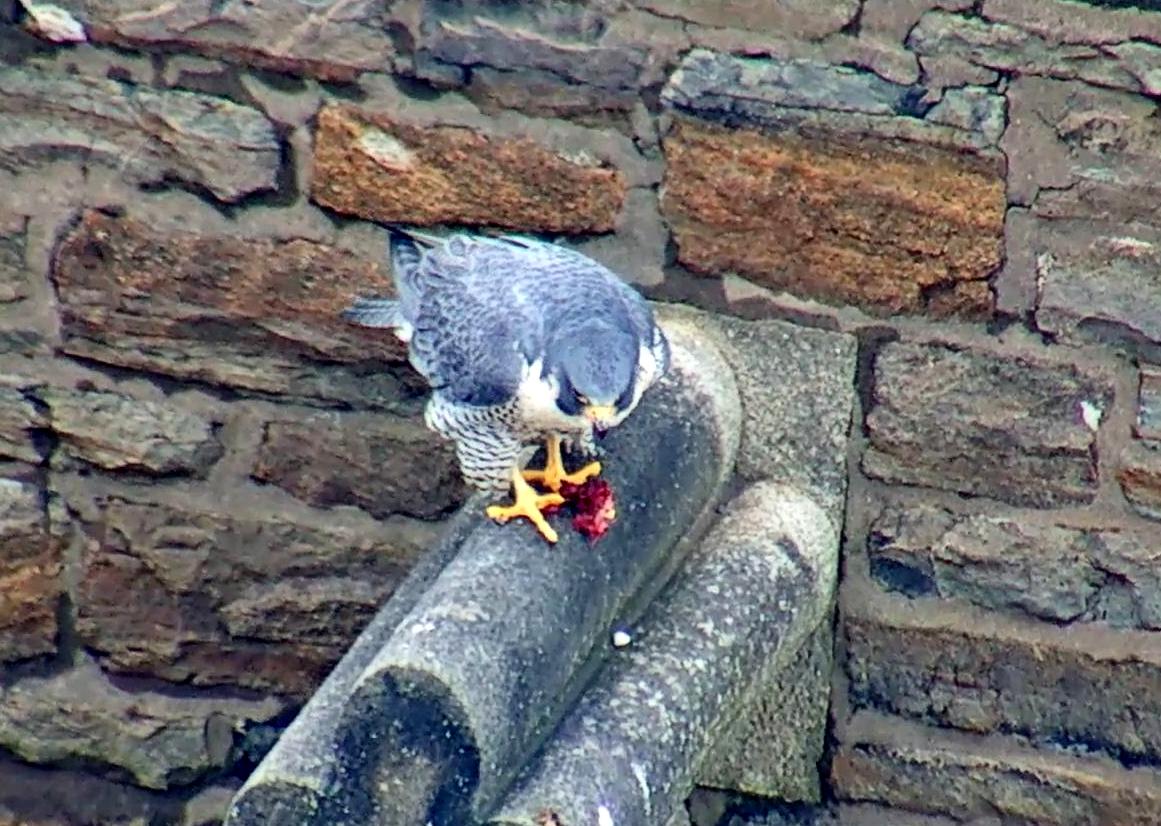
[575, 391, 588, 406]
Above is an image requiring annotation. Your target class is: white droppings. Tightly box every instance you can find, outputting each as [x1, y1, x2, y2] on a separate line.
[21, 2, 86, 42]
[597, 804, 614, 826]
[612, 629, 633, 648]
[358, 127, 414, 169]
[1080, 399, 1103, 432]
[1104, 236, 1156, 258]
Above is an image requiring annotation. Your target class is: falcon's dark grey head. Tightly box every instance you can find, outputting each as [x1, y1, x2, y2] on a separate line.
[547, 318, 638, 430]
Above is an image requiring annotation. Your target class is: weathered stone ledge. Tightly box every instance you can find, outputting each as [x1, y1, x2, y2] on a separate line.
[227, 309, 855, 825]
[491, 481, 838, 826]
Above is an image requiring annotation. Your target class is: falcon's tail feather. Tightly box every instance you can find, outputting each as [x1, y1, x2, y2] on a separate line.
[387, 227, 440, 319]
[341, 296, 404, 329]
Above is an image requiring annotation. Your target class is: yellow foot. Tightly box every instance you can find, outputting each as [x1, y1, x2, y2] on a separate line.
[486, 469, 566, 543]
[522, 434, 603, 492]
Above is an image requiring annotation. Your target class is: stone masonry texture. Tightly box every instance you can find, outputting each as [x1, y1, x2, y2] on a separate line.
[3, 0, 1161, 824]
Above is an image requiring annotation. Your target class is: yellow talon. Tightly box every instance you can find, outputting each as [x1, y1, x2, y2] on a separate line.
[522, 434, 602, 492]
[486, 468, 566, 543]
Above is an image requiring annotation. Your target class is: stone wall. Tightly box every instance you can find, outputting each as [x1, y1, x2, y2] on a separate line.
[1, 0, 1161, 824]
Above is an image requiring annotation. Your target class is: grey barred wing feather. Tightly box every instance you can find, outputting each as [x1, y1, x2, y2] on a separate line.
[410, 277, 526, 407]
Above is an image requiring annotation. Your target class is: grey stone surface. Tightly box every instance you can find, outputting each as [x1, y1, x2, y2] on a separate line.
[718, 801, 839, 826]
[1001, 75, 1161, 222]
[420, 14, 651, 93]
[0, 476, 63, 663]
[678, 26, 920, 87]
[63, 481, 437, 699]
[490, 482, 839, 826]
[864, 342, 1112, 507]
[924, 87, 1006, 144]
[251, 408, 465, 520]
[662, 50, 1004, 151]
[1034, 221, 1161, 360]
[868, 500, 1161, 629]
[0, 755, 195, 826]
[697, 621, 833, 803]
[983, 0, 1161, 50]
[0, 379, 49, 464]
[0, 375, 221, 474]
[42, 385, 223, 475]
[920, 53, 1001, 95]
[1140, 370, 1161, 442]
[0, 658, 285, 790]
[229, 320, 741, 825]
[666, 49, 925, 117]
[54, 0, 396, 82]
[0, 64, 279, 203]
[1119, 442, 1161, 522]
[638, 0, 858, 38]
[226, 507, 481, 825]
[861, 0, 976, 40]
[0, 210, 28, 305]
[907, 9, 1159, 93]
[658, 306, 855, 546]
[995, 206, 1037, 316]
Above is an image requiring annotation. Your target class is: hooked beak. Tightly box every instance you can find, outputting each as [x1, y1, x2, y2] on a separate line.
[583, 404, 617, 433]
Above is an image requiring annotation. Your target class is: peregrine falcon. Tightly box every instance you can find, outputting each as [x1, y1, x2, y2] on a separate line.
[342, 228, 670, 543]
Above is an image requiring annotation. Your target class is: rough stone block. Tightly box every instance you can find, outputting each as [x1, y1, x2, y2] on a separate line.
[843, 582, 1161, 762]
[660, 114, 1003, 318]
[668, 46, 920, 115]
[639, 0, 857, 37]
[418, 12, 652, 93]
[0, 756, 191, 825]
[861, 0, 976, 40]
[0, 381, 49, 465]
[310, 106, 626, 233]
[251, 409, 464, 521]
[0, 478, 61, 663]
[864, 342, 1111, 506]
[663, 51, 1006, 149]
[868, 499, 1161, 629]
[465, 67, 640, 122]
[1140, 369, 1161, 442]
[0, 211, 28, 305]
[0, 377, 221, 475]
[53, 0, 395, 82]
[1033, 220, 1161, 360]
[0, 659, 284, 790]
[1119, 442, 1161, 522]
[1002, 75, 1161, 221]
[0, 65, 279, 204]
[984, 0, 1161, 52]
[43, 386, 222, 475]
[907, 9, 1161, 94]
[833, 713, 1161, 825]
[70, 489, 432, 697]
[52, 210, 420, 410]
